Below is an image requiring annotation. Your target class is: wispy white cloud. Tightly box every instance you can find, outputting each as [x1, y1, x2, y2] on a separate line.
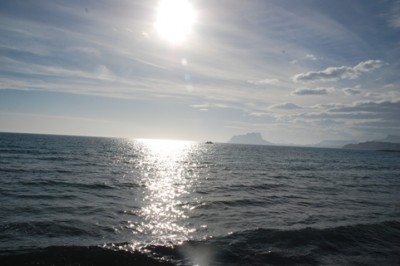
[389, 0, 400, 28]
[291, 87, 332, 96]
[190, 103, 209, 111]
[305, 54, 317, 61]
[289, 100, 400, 127]
[268, 102, 302, 110]
[248, 78, 280, 86]
[293, 60, 384, 83]
[343, 88, 362, 95]
[329, 100, 400, 114]
[364, 90, 400, 100]
[343, 85, 362, 95]
[354, 60, 385, 72]
[248, 112, 270, 117]
[67, 46, 101, 57]
[290, 53, 319, 65]
[365, 92, 381, 98]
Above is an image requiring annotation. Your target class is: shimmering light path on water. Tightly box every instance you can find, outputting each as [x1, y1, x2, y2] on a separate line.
[133, 139, 199, 246]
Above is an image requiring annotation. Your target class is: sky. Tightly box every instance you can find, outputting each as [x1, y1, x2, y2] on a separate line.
[0, 0, 399, 144]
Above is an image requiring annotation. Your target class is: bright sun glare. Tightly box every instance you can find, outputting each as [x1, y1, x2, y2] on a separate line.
[154, 0, 197, 44]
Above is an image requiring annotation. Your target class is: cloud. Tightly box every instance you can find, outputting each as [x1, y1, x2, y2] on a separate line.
[248, 112, 269, 117]
[290, 54, 318, 65]
[291, 87, 331, 96]
[295, 100, 400, 122]
[343, 85, 361, 95]
[282, 99, 400, 138]
[268, 102, 302, 109]
[365, 92, 381, 98]
[343, 88, 361, 95]
[248, 78, 280, 85]
[190, 102, 239, 112]
[293, 60, 384, 82]
[389, 0, 400, 28]
[191, 103, 209, 111]
[67, 46, 101, 57]
[353, 60, 384, 72]
[329, 100, 400, 114]
[305, 54, 317, 61]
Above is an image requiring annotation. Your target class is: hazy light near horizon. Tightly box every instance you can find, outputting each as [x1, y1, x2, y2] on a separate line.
[154, 0, 197, 44]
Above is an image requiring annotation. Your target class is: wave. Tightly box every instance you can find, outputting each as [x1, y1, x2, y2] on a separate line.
[15, 179, 116, 190]
[1, 220, 100, 239]
[142, 220, 400, 265]
[204, 220, 400, 265]
[1, 221, 399, 265]
[0, 246, 174, 266]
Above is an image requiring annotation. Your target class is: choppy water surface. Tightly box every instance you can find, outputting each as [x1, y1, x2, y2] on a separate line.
[1, 133, 400, 265]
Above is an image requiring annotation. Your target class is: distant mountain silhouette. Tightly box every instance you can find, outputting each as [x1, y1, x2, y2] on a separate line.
[343, 141, 400, 151]
[314, 139, 357, 148]
[378, 135, 400, 143]
[342, 135, 400, 151]
[227, 133, 272, 145]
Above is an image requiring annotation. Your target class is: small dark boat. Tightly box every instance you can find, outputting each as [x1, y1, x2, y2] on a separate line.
[205, 141, 213, 144]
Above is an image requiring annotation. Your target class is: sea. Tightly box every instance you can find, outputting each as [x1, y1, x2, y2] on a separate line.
[1, 132, 400, 265]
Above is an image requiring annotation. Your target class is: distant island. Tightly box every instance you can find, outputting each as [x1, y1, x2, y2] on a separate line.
[380, 134, 400, 143]
[342, 135, 400, 151]
[225, 133, 400, 149]
[227, 132, 272, 145]
[314, 139, 357, 148]
[343, 141, 400, 151]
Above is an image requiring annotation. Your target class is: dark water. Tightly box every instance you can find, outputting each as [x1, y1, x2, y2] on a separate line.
[1, 132, 400, 265]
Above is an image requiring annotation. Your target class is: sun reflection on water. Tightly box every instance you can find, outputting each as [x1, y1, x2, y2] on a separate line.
[134, 139, 198, 245]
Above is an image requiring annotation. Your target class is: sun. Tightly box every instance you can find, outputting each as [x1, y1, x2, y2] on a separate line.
[154, 0, 197, 44]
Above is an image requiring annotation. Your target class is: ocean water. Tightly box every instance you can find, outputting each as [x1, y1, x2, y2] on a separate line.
[1, 132, 400, 265]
